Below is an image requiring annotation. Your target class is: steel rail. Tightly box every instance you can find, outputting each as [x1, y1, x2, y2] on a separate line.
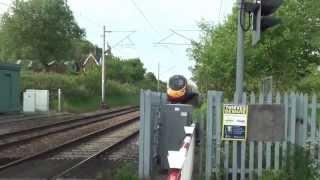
[50, 122, 139, 180]
[0, 107, 138, 149]
[0, 106, 136, 136]
[0, 112, 71, 124]
[0, 113, 139, 171]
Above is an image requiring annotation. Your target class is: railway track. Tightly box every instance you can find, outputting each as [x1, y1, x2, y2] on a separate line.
[0, 106, 137, 150]
[0, 113, 74, 133]
[0, 107, 137, 159]
[0, 106, 134, 135]
[51, 121, 139, 179]
[0, 109, 139, 179]
[0, 112, 69, 122]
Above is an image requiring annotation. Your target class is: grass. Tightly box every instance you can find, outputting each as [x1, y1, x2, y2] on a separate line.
[96, 162, 138, 180]
[21, 71, 144, 113]
[261, 145, 320, 180]
[52, 94, 139, 113]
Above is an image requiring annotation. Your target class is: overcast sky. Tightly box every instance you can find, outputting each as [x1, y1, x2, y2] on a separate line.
[0, 0, 236, 82]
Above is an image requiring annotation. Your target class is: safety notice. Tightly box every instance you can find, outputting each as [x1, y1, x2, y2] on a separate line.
[222, 104, 248, 141]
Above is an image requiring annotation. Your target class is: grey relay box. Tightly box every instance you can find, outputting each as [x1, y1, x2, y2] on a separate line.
[159, 104, 193, 169]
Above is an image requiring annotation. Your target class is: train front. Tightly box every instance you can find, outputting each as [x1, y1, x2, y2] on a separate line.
[167, 75, 188, 103]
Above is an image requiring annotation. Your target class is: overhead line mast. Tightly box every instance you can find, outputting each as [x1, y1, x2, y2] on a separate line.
[101, 26, 136, 108]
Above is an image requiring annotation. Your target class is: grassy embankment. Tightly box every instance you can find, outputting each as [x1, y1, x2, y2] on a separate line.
[21, 71, 140, 112]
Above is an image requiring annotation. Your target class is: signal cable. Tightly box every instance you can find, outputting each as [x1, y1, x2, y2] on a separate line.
[129, 0, 177, 56]
[239, 0, 252, 32]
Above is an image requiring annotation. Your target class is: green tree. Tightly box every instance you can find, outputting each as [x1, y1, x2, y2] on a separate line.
[145, 72, 157, 82]
[0, 0, 84, 68]
[189, 0, 320, 97]
[123, 58, 146, 82]
[71, 39, 95, 71]
[106, 56, 146, 83]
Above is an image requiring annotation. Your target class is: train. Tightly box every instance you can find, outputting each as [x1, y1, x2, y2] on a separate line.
[166, 75, 198, 105]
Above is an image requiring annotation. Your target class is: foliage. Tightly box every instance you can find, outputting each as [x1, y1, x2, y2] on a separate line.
[21, 71, 80, 98]
[71, 39, 95, 71]
[21, 70, 140, 111]
[96, 163, 138, 180]
[60, 93, 138, 113]
[106, 56, 146, 83]
[145, 72, 157, 82]
[21, 63, 161, 112]
[189, 0, 320, 98]
[296, 68, 320, 94]
[193, 102, 207, 122]
[0, 0, 85, 67]
[261, 145, 320, 180]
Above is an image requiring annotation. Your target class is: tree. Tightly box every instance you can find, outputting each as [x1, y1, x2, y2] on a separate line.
[0, 0, 84, 68]
[123, 58, 146, 82]
[106, 56, 146, 83]
[189, 0, 320, 97]
[145, 72, 157, 82]
[71, 39, 95, 71]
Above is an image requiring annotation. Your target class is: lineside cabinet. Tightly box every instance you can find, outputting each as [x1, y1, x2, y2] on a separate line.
[159, 104, 193, 169]
[0, 64, 21, 113]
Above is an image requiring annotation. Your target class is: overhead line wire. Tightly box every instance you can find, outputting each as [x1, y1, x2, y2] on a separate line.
[130, 0, 159, 34]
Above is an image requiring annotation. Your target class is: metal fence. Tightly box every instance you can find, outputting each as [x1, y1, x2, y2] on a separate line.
[205, 91, 320, 180]
[139, 90, 167, 179]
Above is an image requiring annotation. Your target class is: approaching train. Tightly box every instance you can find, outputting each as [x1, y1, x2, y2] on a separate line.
[166, 75, 198, 104]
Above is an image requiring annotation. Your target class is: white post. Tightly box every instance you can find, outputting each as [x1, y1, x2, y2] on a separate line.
[102, 26, 106, 106]
[58, 88, 61, 112]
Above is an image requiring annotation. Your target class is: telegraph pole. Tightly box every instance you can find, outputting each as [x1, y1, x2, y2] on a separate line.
[101, 26, 106, 107]
[235, 0, 245, 104]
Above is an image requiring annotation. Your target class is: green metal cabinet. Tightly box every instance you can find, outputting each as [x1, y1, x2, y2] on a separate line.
[0, 64, 21, 113]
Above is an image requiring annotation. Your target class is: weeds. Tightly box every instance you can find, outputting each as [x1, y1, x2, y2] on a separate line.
[96, 163, 138, 180]
[262, 145, 320, 180]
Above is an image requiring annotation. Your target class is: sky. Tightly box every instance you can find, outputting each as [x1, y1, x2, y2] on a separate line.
[0, 0, 236, 82]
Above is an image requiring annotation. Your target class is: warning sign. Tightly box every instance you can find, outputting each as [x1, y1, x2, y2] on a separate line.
[222, 104, 248, 141]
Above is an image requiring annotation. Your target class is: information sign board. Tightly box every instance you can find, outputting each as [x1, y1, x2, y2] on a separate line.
[222, 104, 248, 141]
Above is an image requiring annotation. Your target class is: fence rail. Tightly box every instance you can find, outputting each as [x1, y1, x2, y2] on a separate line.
[205, 91, 320, 180]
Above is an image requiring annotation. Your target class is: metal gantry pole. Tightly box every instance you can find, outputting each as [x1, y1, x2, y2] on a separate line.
[235, 0, 245, 104]
[101, 26, 106, 106]
[235, 0, 245, 173]
[157, 62, 160, 92]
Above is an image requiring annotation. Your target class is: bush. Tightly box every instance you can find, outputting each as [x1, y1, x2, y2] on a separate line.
[96, 163, 138, 180]
[262, 145, 320, 180]
[297, 71, 320, 95]
[21, 71, 86, 100]
[21, 69, 142, 112]
[193, 102, 207, 122]
[106, 57, 146, 83]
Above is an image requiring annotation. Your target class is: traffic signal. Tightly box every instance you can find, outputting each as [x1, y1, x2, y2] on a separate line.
[252, 0, 284, 46]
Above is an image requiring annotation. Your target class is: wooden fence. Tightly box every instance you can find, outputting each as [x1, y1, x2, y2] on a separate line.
[205, 91, 320, 180]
